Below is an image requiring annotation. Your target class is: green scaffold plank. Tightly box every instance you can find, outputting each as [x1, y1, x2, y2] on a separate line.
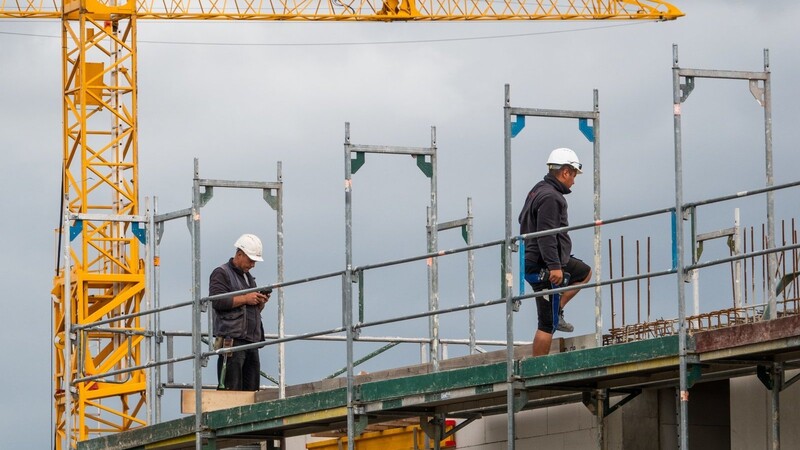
[78, 416, 196, 450]
[520, 335, 679, 381]
[206, 387, 347, 431]
[359, 362, 508, 403]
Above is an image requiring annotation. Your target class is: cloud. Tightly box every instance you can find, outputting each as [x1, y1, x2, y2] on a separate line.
[1, 3, 800, 447]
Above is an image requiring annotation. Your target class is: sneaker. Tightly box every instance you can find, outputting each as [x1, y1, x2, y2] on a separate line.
[556, 310, 574, 333]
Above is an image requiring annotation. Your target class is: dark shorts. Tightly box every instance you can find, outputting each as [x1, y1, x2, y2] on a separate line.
[527, 257, 591, 334]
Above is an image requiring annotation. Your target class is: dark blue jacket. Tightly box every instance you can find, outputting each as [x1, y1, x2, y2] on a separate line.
[518, 173, 572, 272]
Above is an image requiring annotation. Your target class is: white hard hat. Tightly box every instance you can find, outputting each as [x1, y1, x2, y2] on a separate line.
[546, 147, 582, 174]
[234, 234, 263, 262]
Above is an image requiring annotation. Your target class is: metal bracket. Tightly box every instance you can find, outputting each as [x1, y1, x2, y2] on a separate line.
[784, 370, 800, 391]
[749, 79, 765, 106]
[757, 365, 773, 389]
[513, 389, 529, 412]
[353, 414, 368, 436]
[416, 155, 433, 178]
[351, 151, 365, 174]
[443, 415, 478, 440]
[685, 348, 702, 388]
[419, 415, 444, 440]
[263, 188, 279, 211]
[200, 186, 214, 207]
[578, 118, 595, 143]
[70, 219, 83, 241]
[155, 222, 164, 245]
[581, 390, 599, 415]
[511, 114, 525, 138]
[757, 364, 784, 391]
[132, 221, 146, 244]
[679, 76, 695, 103]
[605, 389, 641, 417]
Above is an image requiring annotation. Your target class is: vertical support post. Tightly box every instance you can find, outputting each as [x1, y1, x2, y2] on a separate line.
[153, 196, 163, 423]
[690, 207, 699, 319]
[343, 123, 357, 450]
[671, 44, 690, 450]
[428, 128, 440, 371]
[144, 197, 154, 425]
[763, 49, 778, 320]
[591, 89, 603, 349]
[590, 91, 605, 449]
[276, 162, 286, 399]
[192, 159, 204, 450]
[503, 84, 517, 450]
[467, 198, 477, 355]
[770, 362, 783, 450]
[596, 389, 607, 450]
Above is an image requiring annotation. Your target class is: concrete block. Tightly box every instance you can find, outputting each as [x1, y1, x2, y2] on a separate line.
[731, 375, 767, 450]
[516, 408, 548, 438]
[565, 428, 598, 449]
[783, 369, 800, 447]
[546, 403, 586, 434]
[483, 412, 511, 443]
[517, 432, 564, 450]
[454, 414, 487, 445]
[604, 408, 623, 450]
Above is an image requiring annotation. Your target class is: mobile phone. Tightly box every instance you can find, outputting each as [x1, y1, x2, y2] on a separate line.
[259, 288, 273, 296]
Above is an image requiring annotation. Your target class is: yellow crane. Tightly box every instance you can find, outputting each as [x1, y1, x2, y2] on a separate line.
[0, 0, 682, 449]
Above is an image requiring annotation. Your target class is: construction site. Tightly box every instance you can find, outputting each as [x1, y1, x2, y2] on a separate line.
[2, 1, 800, 450]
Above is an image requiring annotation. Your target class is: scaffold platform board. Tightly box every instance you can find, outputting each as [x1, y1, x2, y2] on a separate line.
[79, 314, 800, 450]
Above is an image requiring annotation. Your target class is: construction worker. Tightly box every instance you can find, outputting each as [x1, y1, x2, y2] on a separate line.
[518, 148, 592, 356]
[210, 234, 271, 390]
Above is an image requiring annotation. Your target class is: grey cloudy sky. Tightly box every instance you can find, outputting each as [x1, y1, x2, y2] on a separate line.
[2, 1, 800, 447]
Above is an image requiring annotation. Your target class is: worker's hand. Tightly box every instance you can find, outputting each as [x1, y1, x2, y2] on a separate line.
[549, 269, 564, 286]
[243, 292, 266, 306]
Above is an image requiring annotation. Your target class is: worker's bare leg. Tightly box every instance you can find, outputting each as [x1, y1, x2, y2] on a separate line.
[533, 330, 553, 356]
[533, 270, 592, 357]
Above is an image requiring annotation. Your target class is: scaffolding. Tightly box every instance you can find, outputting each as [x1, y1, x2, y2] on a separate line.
[71, 46, 800, 450]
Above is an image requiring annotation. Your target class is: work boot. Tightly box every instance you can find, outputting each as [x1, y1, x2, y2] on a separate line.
[556, 310, 574, 333]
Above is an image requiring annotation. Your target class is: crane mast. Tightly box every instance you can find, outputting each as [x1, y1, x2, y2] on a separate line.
[1, 0, 683, 448]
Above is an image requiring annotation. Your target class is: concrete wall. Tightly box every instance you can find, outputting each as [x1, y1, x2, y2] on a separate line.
[730, 371, 800, 450]
[455, 403, 598, 450]
[285, 372, 800, 450]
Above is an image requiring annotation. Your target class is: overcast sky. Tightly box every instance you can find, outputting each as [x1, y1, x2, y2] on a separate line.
[2, 1, 800, 448]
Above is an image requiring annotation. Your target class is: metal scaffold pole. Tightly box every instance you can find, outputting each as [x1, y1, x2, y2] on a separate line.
[191, 159, 204, 450]
[153, 196, 163, 423]
[429, 127, 440, 371]
[503, 83, 601, 449]
[503, 84, 517, 450]
[343, 123, 357, 450]
[436, 199, 477, 354]
[671, 44, 776, 448]
[276, 162, 286, 399]
[671, 43, 690, 450]
[762, 49, 777, 321]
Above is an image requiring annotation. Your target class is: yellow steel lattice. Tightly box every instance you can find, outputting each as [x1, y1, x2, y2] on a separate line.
[1, 0, 683, 19]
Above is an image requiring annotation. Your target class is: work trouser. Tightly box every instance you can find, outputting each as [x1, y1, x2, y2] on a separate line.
[216, 338, 261, 391]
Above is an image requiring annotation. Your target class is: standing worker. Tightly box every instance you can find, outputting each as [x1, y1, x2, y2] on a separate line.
[518, 148, 592, 356]
[210, 233, 271, 390]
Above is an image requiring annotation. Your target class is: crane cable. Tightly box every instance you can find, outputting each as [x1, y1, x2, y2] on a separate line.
[0, 21, 657, 46]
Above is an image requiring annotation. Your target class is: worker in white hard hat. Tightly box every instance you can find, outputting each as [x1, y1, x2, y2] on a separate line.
[518, 148, 592, 356]
[209, 233, 271, 390]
